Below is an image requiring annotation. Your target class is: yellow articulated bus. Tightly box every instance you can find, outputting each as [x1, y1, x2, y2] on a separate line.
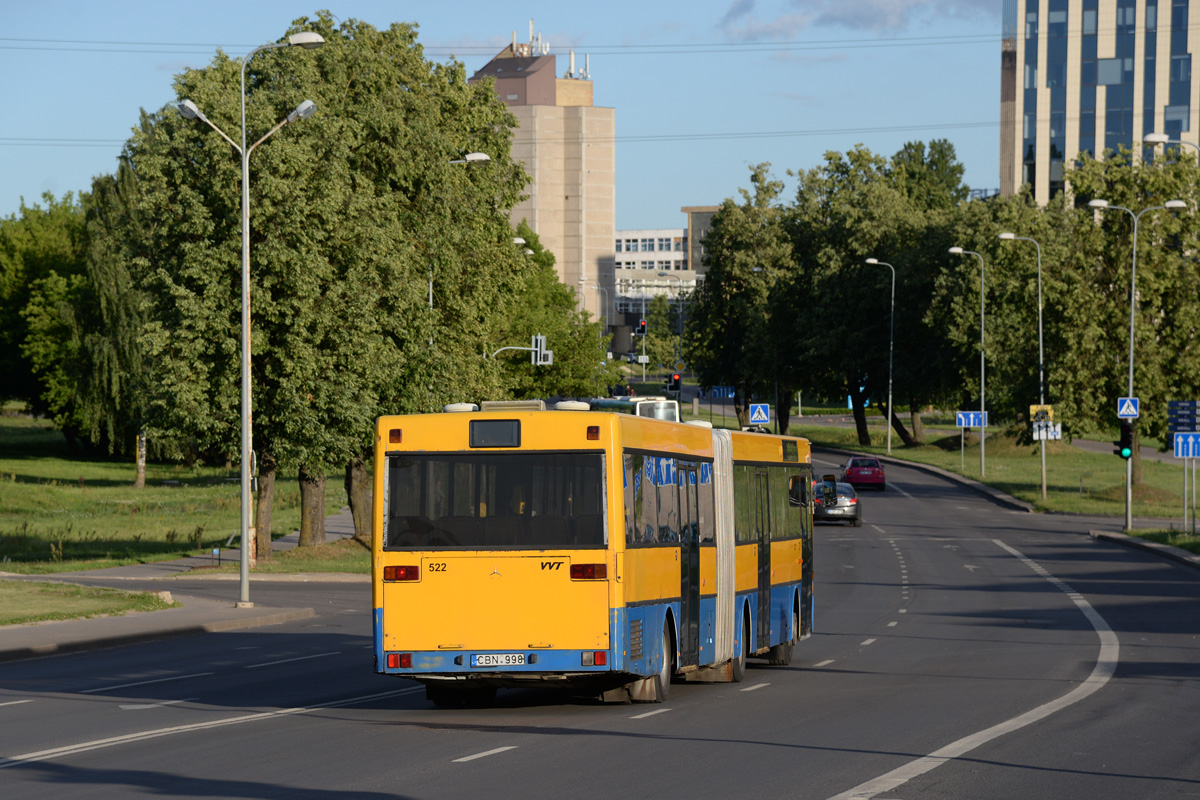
[372, 400, 814, 706]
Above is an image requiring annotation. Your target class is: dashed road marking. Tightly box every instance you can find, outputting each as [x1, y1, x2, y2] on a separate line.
[0, 700, 34, 708]
[740, 683, 770, 692]
[814, 660, 835, 667]
[244, 652, 340, 669]
[82, 673, 215, 694]
[453, 746, 518, 763]
[630, 708, 671, 719]
[861, 638, 876, 646]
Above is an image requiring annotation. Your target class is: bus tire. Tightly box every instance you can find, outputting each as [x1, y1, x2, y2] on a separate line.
[768, 605, 795, 665]
[654, 623, 672, 702]
[731, 608, 748, 683]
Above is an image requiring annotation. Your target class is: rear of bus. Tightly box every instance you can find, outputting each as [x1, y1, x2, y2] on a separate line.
[372, 407, 624, 703]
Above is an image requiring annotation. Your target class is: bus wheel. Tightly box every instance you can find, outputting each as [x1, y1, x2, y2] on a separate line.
[731, 610, 748, 683]
[654, 623, 672, 702]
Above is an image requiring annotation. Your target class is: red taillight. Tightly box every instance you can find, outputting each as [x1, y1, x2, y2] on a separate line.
[594, 651, 606, 666]
[848, 497, 858, 505]
[586, 425, 600, 440]
[389, 428, 402, 443]
[386, 653, 412, 669]
[570, 563, 607, 580]
[383, 565, 419, 581]
[581, 650, 608, 666]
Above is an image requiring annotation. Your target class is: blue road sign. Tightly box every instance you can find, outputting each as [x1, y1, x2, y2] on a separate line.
[712, 386, 735, 399]
[956, 411, 988, 427]
[1117, 397, 1140, 419]
[1169, 400, 1200, 410]
[1175, 432, 1200, 459]
[749, 404, 770, 424]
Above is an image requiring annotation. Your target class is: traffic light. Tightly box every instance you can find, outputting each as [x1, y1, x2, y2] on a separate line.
[668, 373, 681, 393]
[636, 319, 647, 336]
[1115, 420, 1133, 459]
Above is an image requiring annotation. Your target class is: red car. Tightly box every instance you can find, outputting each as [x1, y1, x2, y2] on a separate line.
[842, 457, 886, 491]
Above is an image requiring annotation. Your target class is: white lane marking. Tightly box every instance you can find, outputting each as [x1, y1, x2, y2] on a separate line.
[81, 673, 215, 694]
[889, 484, 915, 499]
[826, 540, 1119, 800]
[872, 525, 886, 533]
[860, 638, 876, 646]
[630, 708, 671, 719]
[453, 746, 518, 763]
[740, 683, 770, 692]
[898, 609, 907, 614]
[0, 686, 424, 770]
[964, 565, 980, 572]
[119, 698, 194, 711]
[244, 652, 340, 669]
[0, 700, 34, 708]
[887, 622, 898, 627]
[814, 660, 835, 668]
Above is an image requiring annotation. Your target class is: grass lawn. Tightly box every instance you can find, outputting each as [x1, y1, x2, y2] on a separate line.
[0, 414, 346, 573]
[1127, 529, 1200, 556]
[185, 538, 370, 575]
[0, 580, 177, 626]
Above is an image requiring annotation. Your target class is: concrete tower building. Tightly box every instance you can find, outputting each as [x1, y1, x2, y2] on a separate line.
[1001, 0, 1200, 203]
[470, 23, 616, 318]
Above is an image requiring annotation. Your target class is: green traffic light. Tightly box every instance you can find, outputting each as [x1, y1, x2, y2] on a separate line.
[1120, 446, 1132, 459]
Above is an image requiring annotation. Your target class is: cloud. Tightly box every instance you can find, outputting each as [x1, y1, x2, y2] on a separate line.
[718, 0, 999, 37]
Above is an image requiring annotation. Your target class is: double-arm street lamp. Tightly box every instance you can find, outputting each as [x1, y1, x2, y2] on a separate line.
[1087, 196, 1188, 530]
[997, 232, 1049, 501]
[949, 247, 987, 477]
[179, 30, 324, 608]
[865, 259, 895, 454]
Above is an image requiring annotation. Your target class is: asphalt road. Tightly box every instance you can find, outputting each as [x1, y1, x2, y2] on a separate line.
[2, 454, 1199, 799]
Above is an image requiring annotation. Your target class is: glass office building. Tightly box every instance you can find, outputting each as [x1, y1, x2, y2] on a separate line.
[1001, 0, 1199, 203]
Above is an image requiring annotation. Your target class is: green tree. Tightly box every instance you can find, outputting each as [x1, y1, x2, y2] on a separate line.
[643, 293, 678, 378]
[124, 14, 529, 547]
[0, 193, 86, 426]
[686, 164, 792, 429]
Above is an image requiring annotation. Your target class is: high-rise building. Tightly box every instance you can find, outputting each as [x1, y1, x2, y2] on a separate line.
[469, 23, 615, 315]
[1000, 0, 1200, 204]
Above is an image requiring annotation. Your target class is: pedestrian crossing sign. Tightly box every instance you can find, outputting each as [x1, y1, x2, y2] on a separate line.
[749, 404, 770, 424]
[1117, 397, 1140, 419]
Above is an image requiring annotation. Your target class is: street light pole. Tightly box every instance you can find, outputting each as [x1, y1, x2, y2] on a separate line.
[865, 259, 895, 455]
[950, 247, 987, 477]
[998, 232, 1048, 501]
[1087, 197, 1188, 530]
[578, 277, 610, 326]
[180, 30, 323, 608]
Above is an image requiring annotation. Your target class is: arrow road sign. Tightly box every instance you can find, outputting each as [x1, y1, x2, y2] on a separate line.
[1117, 397, 1140, 419]
[1175, 432, 1200, 459]
[956, 411, 988, 427]
[749, 404, 770, 424]
[1033, 420, 1062, 441]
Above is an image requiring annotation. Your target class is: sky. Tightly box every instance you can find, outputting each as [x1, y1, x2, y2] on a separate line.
[2, 0, 1002, 230]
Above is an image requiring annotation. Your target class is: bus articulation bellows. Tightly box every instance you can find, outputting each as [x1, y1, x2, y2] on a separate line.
[372, 401, 815, 706]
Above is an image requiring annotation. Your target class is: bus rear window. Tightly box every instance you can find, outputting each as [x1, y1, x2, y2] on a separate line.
[385, 452, 606, 549]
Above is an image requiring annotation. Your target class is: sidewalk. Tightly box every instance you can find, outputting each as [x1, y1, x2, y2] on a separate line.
[0, 508, 360, 663]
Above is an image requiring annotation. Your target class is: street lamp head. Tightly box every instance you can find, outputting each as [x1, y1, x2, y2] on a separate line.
[865, 258, 879, 264]
[997, 232, 1016, 240]
[948, 246, 964, 254]
[288, 31, 326, 49]
[1165, 199, 1188, 209]
[1087, 199, 1109, 209]
[512, 237, 526, 245]
[1143, 132, 1170, 145]
[286, 100, 318, 123]
[463, 152, 490, 163]
[178, 99, 205, 121]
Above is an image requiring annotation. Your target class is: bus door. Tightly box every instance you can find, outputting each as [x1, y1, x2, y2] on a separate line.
[754, 469, 771, 651]
[678, 465, 700, 667]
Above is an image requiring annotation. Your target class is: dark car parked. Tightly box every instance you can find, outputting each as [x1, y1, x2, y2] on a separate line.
[814, 481, 861, 526]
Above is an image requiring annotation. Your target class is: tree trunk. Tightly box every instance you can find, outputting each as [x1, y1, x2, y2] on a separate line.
[133, 430, 146, 489]
[298, 465, 326, 547]
[909, 400, 926, 445]
[345, 453, 372, 546]
[888, 405, 918, 447]
[776, 384, 794, 436]
[849, 383, 871, 446]
[734, 386, 750, 429]
[255, 452, 276, 562]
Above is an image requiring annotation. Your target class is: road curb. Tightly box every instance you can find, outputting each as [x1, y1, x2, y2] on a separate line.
[0, 606, 316, 664]
[1089, 530, 1200, 572]
[814, 445, 1035, 513]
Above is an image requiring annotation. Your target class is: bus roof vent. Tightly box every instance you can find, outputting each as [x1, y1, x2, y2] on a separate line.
[479, 400, 546, 411]
[443, 403, 479, 413]
[686, 420, 713, 429]
[554, 400, 591, 411]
